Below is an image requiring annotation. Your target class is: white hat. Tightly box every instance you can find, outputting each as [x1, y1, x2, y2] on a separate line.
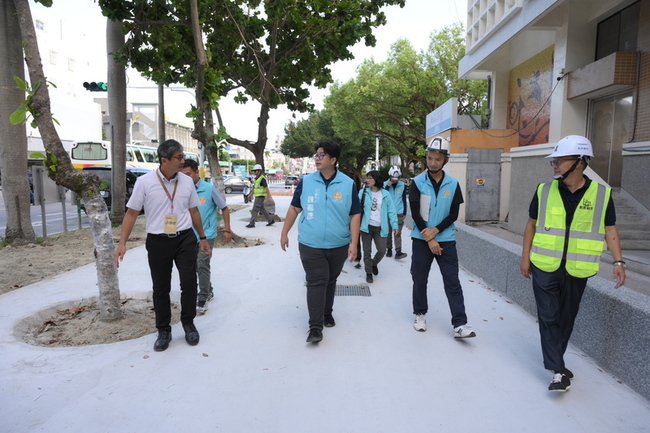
[547, 135, 594, 159]
[253, 164, 263, 171]
[426, 136, 450, 155]
[388, 165, 401, 178]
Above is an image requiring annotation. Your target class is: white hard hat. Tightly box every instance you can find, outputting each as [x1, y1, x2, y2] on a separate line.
[547, 135, 594, 159]
[426, 136, 450, 155]
[253, 164, 263, 171]
[389, 165, 401, 178]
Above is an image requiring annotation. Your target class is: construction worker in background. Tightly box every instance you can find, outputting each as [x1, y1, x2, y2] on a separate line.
[246, 164, 275, 228]
[520, 135, 626, 393]
[384, 165, 408, 260]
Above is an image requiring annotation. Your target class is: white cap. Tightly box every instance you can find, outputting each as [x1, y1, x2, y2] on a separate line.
[547, 135, 594, 159]
[253, 164, 263, 171]
[388, 165, 401, 178]
[426, 136, 450, 155]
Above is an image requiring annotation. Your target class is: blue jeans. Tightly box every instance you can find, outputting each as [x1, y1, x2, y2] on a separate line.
[299, 243, 348, 330]
[410, 239, 468, 328]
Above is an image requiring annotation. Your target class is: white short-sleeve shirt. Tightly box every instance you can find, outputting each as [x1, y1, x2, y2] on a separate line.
[127, 170, 200, 234]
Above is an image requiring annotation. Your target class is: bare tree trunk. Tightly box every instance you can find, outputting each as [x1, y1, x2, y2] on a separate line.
[13, 0, 121, 320]
[0, 0, 36, 245]
[107, 18, 127, 223]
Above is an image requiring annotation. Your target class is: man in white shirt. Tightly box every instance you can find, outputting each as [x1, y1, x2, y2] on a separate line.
[114, 140, 211, 352]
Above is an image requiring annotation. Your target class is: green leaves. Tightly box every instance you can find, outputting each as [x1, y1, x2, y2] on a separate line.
[10, 77, 59, 128]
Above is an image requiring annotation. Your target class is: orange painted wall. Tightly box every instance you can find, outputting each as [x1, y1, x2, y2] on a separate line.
[433, 129, 519, 154]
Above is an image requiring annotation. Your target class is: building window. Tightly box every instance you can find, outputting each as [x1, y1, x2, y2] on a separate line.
[68, 57, 75, 72]
[596, 1, 640, 60]
[49, 50, 58, 65]
[35, 20, 45, 31]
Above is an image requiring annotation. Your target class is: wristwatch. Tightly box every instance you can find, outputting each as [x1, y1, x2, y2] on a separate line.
[613, 260, 626, 268]
[199, 236, 207, 240]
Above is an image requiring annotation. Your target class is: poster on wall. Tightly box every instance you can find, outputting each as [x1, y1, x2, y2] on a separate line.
[507, 46, 554, 147]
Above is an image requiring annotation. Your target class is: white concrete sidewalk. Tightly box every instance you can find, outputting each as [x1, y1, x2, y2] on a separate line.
[1, 195, 649, 433]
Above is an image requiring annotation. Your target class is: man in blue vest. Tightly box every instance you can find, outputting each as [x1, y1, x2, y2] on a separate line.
[384, 165, 408, 260]
[520, 135, 626, 392]
[182, 159, 232, 315]
[280, 141, 361, 343]
[409, 137, 476, 339]
[246, 164, 275, 228]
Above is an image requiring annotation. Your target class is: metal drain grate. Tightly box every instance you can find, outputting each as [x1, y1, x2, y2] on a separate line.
[335, 284, 372, 297]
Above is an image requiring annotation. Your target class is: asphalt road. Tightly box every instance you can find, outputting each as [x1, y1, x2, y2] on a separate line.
[0, 189, 89, 239]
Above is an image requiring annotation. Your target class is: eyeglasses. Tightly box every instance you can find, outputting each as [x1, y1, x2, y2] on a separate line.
[170, 154, 186, 160]
[313, 153, 327, 160]
[549, 158, 580, 167]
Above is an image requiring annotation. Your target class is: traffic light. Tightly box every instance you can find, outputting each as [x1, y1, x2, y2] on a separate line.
[83, 81, 108, 92]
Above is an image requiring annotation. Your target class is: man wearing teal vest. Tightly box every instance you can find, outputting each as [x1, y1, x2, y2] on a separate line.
[246, 164, 275, 228]
[409, 137, 476, 339]
[520, 135, 626, 393]
[281, 141, 361, 344]
[182, 159, 232, 315]
[383, 165, 408, 260]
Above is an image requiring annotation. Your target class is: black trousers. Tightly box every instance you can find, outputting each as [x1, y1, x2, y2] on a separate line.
[531, 264, 588, 372]
[410, 239, 468, 327]
[146, 230, 198, 332]
[299, 243, 348, 330]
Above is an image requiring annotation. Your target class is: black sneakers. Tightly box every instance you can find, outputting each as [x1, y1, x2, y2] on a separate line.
[324, 314, 336, 327]
[395, 251, 408, 260]
[372, 265, 379, 276]
[306, 328, 323, 343]
[549, 373, 571, 392]
[266, 220, 275, 226]
[386, 249, 393, 258]
[366, 274, 373, 283]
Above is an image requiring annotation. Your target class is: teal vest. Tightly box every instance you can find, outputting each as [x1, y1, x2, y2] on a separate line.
[411, 172, 458, 242]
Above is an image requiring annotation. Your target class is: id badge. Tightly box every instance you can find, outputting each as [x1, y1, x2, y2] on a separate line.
[164, 215, 178, 234]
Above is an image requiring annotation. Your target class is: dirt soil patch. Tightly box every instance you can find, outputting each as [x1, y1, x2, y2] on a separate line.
[2, 205, 263, 347]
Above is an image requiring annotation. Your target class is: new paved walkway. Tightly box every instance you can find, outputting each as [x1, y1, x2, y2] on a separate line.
[1, 195, 649, 433]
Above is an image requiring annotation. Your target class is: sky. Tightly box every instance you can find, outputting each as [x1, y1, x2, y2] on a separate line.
[31, 0, 466, 144]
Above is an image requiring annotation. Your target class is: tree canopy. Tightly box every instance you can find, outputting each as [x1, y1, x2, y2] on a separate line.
[98, 0, 406, 168]
[282, 23, 487, 176]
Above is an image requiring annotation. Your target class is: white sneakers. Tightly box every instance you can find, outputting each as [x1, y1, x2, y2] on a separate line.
[453, 324, 476, 338]
[413, 314, 427, 332]
[413, 316, 477, 338]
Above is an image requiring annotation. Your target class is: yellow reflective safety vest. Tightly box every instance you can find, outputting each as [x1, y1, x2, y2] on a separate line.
[530, 180, 610, 278]
[253, 175, 268, 197]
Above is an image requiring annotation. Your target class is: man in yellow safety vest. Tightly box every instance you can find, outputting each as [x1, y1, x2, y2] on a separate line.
[520, 135, 626, 393]
[246, 164, 275, 228]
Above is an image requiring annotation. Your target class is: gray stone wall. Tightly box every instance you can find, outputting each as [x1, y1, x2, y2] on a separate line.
[456, 223, 650, 401]
[622, 154, 650, 210]
[506, 155, 550, 235]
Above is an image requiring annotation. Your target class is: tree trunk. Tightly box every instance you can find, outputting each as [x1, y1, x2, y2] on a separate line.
[0, 0, 36, 245]
[14, 0, 121, 320]
[107, 18, 127, 223]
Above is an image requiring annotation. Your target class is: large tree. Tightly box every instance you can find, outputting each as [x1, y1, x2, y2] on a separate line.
[98, 0, 405, 173]
[12, 0, 122, 320]
[0, 0, 36, 245]
[311, 24, 486, 173]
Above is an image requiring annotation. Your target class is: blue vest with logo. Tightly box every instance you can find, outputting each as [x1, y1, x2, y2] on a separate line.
[193, 179, 218, 240]
[411, 172, 458, 242]
[383, 179, 406, 214]
[298, 171, 354, 249]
